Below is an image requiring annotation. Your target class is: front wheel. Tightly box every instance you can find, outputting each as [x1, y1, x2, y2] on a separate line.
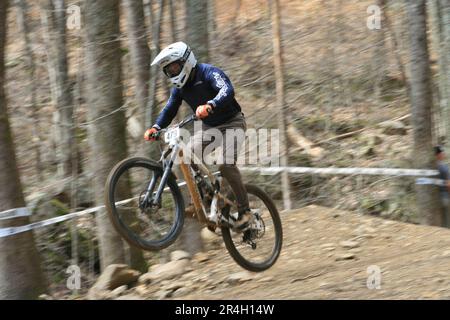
[221, 184, 283, 272]
[105, 157, 185, 251]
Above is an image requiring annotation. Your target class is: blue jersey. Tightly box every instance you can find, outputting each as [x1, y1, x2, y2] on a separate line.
[154, 63, 242, 128]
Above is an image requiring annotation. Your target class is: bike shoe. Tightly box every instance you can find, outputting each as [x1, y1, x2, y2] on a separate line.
[232, 209, 252, 232]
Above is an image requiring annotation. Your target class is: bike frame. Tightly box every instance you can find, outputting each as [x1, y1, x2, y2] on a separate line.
[146, 115, 234, 228]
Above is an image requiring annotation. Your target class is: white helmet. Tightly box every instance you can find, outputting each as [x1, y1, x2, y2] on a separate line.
[151, 41, 197, 89]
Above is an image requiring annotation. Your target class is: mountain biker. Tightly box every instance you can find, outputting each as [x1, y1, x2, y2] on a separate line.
[144, 41, 251, 231]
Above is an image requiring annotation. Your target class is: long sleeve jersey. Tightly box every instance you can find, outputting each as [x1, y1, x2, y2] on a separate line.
[153, 63, 242, 129]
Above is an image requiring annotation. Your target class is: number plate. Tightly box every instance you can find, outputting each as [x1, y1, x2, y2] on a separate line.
[164, 127, 180, 144]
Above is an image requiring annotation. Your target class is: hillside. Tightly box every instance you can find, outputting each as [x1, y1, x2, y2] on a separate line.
[73, 205, 450, 300]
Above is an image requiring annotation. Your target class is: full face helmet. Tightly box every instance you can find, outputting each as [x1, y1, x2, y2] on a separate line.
[151, 41, 197, 89]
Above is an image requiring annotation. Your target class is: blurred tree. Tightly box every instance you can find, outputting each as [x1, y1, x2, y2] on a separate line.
[185, 0, 208, 63]
[441, 1, 450, 146]
[0, 0, 47, 299]
[372, 0, 387, 100]
[123, 0, 150, 131]
[40, 0, 74, 178]
[269, 0, 291, 210]
[177, 0, 211, 256]
[85, 0, 146, 271]
[430, 0, 450, 145]
[146, 0, 166, 135]
[15, 0, 42, 180]
[122, 0, 155, 272]
[168, 0, 178, 42]
[406, 0, 442, 226]
[382, 0, 408, 93]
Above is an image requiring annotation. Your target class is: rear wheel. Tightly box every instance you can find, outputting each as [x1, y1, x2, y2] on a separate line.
[221, 184, 283, 272]
[105, 157, 185, 251]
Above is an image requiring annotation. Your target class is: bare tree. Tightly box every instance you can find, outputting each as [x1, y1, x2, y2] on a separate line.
[168, 0, 178, 42]
[176, 0, 211, 256]
[442, 1, 450, 146]
[430, 0, 450, 145]
[185, 0, 208, 63]
[0, 0, 47, 299]
[123, 0, 151, 129]
[145, 0, 165, 159]
[268, 0, 291, 210]
[84, 0, 128, 270]
[372, 0, 387, 100]
[406, 0, 442, 226]
[382, 1, 408, 90]
[40, 0, 74, 178]
[15, 0, 43, 180]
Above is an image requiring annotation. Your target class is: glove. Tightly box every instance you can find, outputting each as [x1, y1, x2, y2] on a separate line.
[144, 127, 159, 141]
[195, 104, 213, 119]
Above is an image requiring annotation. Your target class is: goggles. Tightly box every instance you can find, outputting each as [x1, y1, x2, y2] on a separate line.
[163, 60, 184, 78]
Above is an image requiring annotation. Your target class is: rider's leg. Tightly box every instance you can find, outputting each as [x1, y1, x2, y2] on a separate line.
[218, 164, 249, 213]
[217, 112, 251, 229]
[187, 113, 251, 229]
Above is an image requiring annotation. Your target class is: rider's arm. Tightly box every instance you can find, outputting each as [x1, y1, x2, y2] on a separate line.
[205, 66, 235, 109]
[153, 88, 182, 129]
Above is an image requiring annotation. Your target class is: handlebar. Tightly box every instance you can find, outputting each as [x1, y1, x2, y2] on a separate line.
[150, 114, 198, 140]
[178, 114, 198, 128]
[151, 107, 214, 140]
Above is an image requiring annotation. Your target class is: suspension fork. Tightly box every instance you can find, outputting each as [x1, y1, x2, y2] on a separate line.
[141, 171, 160, 209]
[146, 145, 180, 207]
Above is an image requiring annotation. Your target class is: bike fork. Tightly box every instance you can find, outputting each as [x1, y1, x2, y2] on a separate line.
[143, 145, 179, 207]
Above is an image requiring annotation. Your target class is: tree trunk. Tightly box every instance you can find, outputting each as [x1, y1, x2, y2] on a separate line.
[144, 0, 164, 160]
[177, 0, 210, 256]
[40, 0, 74, 178]
[428, 0, 448, 144]
[406, 0, 442, 226]
[436, 0, 450, 146]
[84, 0, 127, 270]
[147, 0, 165, 127]
[123, 0, 151, 130]
[15, 0, 42, 180]
[121, 0, 151, 272]
[382, 1, 409, 92]
[168, 0, 178, 42]
[269, 0, 291, 210]
[0, 0, 47, 299]
[185, 0, 208, 62]
[372, 0, 387, 100]
[207, 0, 216, 60]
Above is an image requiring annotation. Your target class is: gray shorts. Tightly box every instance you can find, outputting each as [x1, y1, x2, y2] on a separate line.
[186, 112, 247, 166]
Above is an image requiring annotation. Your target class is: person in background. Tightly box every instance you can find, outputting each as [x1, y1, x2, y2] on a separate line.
[435, 146, 450, 228]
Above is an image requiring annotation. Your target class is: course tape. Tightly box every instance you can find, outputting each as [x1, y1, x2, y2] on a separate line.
[239, 166, 439, 177]
[0, 167, 442, 238]
[0, 207, 31, 220]
[0, 171, 221, 238]
[415, 177, 446, 186]
[0, 195, 145, 238]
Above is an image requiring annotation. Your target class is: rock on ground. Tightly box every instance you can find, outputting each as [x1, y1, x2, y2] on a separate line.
[87, 264, 140, 300]
[139, 259, 191, 284]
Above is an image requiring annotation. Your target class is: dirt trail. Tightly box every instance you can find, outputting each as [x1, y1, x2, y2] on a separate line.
[82, 205, 450, 300]
[171, 205, 450, 300]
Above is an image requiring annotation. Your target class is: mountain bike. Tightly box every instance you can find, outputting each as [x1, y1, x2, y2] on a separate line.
[104, 114, 282, 272]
